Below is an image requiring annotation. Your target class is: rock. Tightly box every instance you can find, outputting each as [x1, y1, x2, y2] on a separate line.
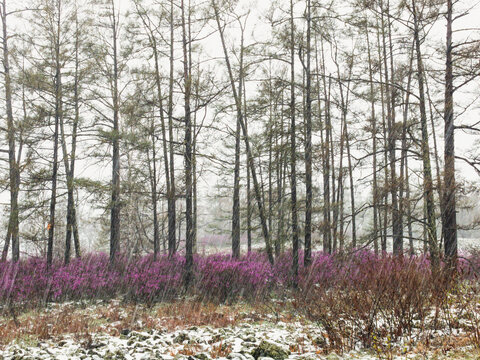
[312, 335, 327, 348]
[188, 338, 199, 345]
[174, 355, 187, 360]
[241, 335, 256, 343]
[251, 341, 290, 360]
[174, 332, 190, 344]
[194, 354, 210, 360]
[121, 329, 131, 336]
[159, 355, 174, 360]
[135, 346, 146, 353]
[241, 354, 255, 360]
[294, 355, 319, 360]
[228, 353, 246, 360]
[131, 331, 150, 341]
[104, 350, 127, 360]
[208, 334, 222, 344]
[325, 353, 341, 360]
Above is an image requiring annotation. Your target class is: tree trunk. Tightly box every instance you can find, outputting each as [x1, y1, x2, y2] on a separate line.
[150, 126, 160, 260]
[289, 0, 299, 281]
[109, 0, 121, 264]
[231, 25, 245, 260]
[213, 0, 274, 265]
[146, 25, 170, 260]
[405, 150, 414, 254]
[320, 38, 334, 253]
[366, 25, 378, 253]
[399, 46, 414, 257]
[304, 0, 312, 266]
[168, 0, 177, 256]
[318, 36, 331, 253]
[380, 0, 402, 253]
[412, 0, 438, 264]
[181, 0, 194, 286]
[375, 17, 388, 253]
[71, 15, 81, 260]
[245, 83, 252, 254]
[268, 73, 273, 257]
[48, 2, 63, 268]
[443, 0, 457, 265]
[336, 52, 355, 249]
[1, 0, 19, 262]
[63, 5, 81, 264]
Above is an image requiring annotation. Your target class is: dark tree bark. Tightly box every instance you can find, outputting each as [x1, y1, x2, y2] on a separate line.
[244, 82, 252, 254]
[405, 152, 414, 254]
[134, 5, 171, 261]
[188, 0, 197, 255]
[320, 37, 333, 254]
[213, 0, 274, 265]
[412, 0, 438, 264]
[366, 25, 379, 254]
[47, 0, 63, 268]
[443, 0, 457, 265]
[231, 20, 245, 260]
[399, 46, 414, 257]
[64, 4, 82, 264]
[109, 0, 121, 264]
[133, 3, 171, 260]
[375, 17, 388, 253]
[1, 0, 19, 262]
[316, 37, 330, 254]
[181, 0, 194, 286]
[290, 0, 299, 281]
[303, 0, 312, 266]
[168, 0, 177, 257]
[380, 0, 402, 253]
[268, 75, 274, 256]
[335, 49, 355, 249]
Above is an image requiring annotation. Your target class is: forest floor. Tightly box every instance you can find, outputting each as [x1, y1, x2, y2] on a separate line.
[0, 300, 479, 360]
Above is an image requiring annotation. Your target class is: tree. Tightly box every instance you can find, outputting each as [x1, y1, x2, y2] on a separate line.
[212, 0, 274, 265]
[442, 0, 456, 265]
[63, 0, 84, 264]
[181, 0, 194, 285]
[289, 0, 299, 281]
[303, 0, 312, 266]
[410, 0, 438, 263]
[89, 0, 126, 263]
[0, 0, 20, 262]
[108, 0, 121, 263]
[132, 0, 173, 260]
[45, 0, 63, 268]
[231, 13, 248, 260]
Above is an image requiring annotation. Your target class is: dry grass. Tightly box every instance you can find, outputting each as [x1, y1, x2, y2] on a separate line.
[209, 341, 233, 358]
[1, 292, 480, 359]
[0, 300, 290, 347]
[0, 305, 92, 346]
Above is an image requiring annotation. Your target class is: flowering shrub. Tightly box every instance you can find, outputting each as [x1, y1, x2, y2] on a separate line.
[195, 253, 274, 301]
[124, 253, 184, 301]
[0, 250, 479, 305]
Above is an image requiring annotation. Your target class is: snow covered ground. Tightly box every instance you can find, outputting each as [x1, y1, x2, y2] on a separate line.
[1, 303, 479, 360]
